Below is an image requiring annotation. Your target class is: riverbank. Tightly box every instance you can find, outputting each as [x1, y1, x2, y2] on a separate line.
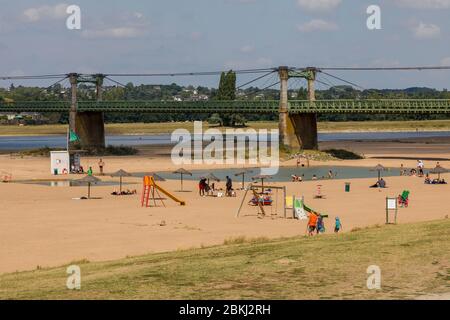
[2, 119, 450, 136]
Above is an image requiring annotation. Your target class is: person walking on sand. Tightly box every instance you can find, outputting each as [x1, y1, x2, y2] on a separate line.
[87, 166, 93, 176]
[316, 215, 325, 234]
[334, 217, 342, 233]
[307, 212, 318, 236]
[98, 158, 105, 176]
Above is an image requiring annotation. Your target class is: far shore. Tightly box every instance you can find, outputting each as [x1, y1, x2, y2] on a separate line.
[2, 120, 450, 136]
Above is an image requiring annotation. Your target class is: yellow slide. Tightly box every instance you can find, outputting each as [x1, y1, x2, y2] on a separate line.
[153, 182, 186, 206]
[145, 176, 186, 206]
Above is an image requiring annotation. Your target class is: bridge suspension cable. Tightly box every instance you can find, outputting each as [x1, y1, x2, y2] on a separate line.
[236, 70, 276, 90]
[105, 67, 276, 78]
[315, 66, 450, 71]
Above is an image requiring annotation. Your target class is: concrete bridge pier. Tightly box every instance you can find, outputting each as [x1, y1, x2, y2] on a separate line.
[68, 74, 106, 151]
[278, 66, 318, 150]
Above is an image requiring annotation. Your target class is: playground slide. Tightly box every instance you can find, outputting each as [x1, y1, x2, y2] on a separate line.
[303, 202, 328, 218]
[153, 182, 186, 206]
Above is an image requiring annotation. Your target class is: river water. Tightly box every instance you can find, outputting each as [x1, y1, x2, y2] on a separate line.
[1, 131, 450, 151]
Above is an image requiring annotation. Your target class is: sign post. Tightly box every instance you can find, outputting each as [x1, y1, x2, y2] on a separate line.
[386, 197, 398, 224]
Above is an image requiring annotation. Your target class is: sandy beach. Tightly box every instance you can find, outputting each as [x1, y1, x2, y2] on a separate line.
[1, 138, 449, 274]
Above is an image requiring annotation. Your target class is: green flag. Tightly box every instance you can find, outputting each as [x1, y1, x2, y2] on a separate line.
[69, 130, 80, 142]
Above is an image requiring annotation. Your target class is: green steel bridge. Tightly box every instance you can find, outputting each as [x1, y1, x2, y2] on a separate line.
[1, 99, 450, 114]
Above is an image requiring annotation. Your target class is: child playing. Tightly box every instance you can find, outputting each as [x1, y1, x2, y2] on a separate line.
[334, 217, 342, 233]
[307, 212, 318, 236]
[316, 215, 325, 234]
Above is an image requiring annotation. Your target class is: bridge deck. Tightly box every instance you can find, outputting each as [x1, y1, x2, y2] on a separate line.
[1, 99, 450, 114]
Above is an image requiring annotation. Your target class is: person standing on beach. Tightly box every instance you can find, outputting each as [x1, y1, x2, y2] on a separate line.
[98, 158, 105, 176]
[226, 176, 233, 196]
[334, 217, 342, 233]
[87, 166, 93, 176]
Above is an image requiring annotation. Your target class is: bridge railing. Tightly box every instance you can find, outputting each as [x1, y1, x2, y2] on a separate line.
[288, 99, 450, 114]
[1, 99, 450, 114]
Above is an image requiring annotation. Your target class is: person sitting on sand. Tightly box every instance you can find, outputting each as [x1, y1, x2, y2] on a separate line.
[370, 178, 387, 188]
[312, 174, 318, 181]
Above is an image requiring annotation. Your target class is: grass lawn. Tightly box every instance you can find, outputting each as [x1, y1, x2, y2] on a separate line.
[1, 120, 450, 136]
[0, 219, 449, 300]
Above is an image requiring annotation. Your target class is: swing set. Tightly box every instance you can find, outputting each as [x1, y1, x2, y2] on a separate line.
[235, 183, 287, 218]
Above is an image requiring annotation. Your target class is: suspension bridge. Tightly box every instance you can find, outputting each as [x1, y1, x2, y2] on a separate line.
[1, 66, 449, 150]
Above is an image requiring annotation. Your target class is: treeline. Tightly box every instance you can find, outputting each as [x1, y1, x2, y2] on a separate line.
[1, 77, 450, 124]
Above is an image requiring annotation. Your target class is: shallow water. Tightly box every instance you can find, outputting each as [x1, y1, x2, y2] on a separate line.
[142, 166, 402, 182]
[13, 180, 128, 187]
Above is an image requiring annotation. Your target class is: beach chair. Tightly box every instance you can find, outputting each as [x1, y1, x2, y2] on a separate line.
[398, 190, 410, 208]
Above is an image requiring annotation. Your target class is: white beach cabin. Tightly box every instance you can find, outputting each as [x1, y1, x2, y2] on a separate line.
[50, 151, 70, 175]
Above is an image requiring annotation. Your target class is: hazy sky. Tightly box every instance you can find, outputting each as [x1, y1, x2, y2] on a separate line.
[0, 0, 449, 89]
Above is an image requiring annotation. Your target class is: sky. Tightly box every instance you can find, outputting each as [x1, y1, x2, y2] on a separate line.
[0, 0, 449, 89]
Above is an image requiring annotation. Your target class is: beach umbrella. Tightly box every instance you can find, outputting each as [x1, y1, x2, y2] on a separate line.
[370, 164, 386, 180]
[430, 165, 447, 180]
[235, 169, 254, 189]
[203, 173, 220, 186]
[76, 175, 101, 199]
[252, 174, 273, 193]
[139, 172, 166, 182]
[173, 168, 192, 191]
[110, 169, 132, 193]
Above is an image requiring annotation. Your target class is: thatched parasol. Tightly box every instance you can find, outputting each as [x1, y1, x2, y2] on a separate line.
[76, 175, 101, 199]
[252, 174, 273, 193]
[203, 173, 220, 186]
[110, 169, 132, 193]
[235, 169, 254, 189]
[370, 164, 387, 181]
[139, 172, 166, 182]
[173, 168, 192, 191]
[430, 165, 447, 180]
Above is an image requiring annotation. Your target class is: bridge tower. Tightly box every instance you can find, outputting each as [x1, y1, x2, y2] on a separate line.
[68, 73, 106, 151]
[278, 66, 318, 150]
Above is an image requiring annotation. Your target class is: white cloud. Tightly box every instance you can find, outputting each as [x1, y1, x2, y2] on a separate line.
[441, 57, 450, 66]
[240, 45, 254, 53]
[297, 19, 338, 32]
[22, 3, 68, 22]
[393, 0, 450, 9]
[297, 0, 341, 12]
[412, 22, 441, 39]
[82, 27, 142, 39]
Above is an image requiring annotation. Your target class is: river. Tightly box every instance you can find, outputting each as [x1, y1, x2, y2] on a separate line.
[1, 131, 450, 151]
